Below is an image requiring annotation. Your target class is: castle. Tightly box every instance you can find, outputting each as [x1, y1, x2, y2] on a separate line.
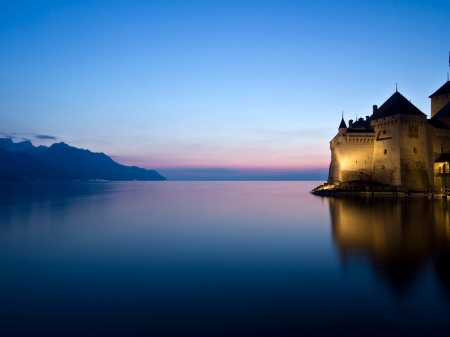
[328, 79, 450, 190]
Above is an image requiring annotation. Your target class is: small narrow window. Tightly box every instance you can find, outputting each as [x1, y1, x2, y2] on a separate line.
[384, 149, 387, 154]
[414, 148, 417, 154]
[383, 130, 386, 135]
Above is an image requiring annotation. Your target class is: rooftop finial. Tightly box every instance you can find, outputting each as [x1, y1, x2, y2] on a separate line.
[342, 111, 344, 119]
[447, 72, 449, 81]
[396, 83, 398, 92]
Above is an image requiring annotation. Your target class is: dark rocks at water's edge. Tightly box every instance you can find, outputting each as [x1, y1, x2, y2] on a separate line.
[311, 181, 448, 198]
[0, 138, 166, 181]
[311, 181, 371, 195]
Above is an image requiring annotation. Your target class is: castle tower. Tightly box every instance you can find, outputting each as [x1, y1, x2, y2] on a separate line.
[328, 114, 374, 184]
[371, 92, 430, 188]
[328, 117, 347, 183]
[429, 80, 450, 118]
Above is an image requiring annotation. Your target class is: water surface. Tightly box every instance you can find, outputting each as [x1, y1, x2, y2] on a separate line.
[0, 182, 449, 336]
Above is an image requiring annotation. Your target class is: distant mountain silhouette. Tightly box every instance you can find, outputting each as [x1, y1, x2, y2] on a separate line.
[0, 138, 47, 155]
[0, 138, 166, 181]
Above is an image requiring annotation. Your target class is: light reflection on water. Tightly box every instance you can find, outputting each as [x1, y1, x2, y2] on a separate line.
[0, 181, 449, 336]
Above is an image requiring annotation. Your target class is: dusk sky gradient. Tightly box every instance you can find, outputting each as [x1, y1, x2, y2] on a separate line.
[1, 0, 449, 179]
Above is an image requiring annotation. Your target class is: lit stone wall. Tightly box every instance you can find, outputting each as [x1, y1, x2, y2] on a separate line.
[398, 116, 430, 187]
[371, 115, 431, 188]
[371, 117, 401, 185]
[329, 131, 374, 183]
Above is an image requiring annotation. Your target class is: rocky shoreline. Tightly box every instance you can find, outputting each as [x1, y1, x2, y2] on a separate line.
[311, 181, 450, 199]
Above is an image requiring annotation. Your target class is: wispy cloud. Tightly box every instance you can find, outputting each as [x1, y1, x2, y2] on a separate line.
[35, 134, 57, 140]
[0, 132, 16, 138]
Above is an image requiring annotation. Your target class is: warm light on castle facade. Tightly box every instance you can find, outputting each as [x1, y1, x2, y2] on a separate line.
[328, 80, 450, 190]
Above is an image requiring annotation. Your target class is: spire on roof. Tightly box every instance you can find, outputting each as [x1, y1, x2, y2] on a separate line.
[339, 112, 347, 128]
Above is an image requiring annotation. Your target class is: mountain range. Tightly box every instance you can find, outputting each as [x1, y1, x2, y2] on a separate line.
[0, 138, 166, 181]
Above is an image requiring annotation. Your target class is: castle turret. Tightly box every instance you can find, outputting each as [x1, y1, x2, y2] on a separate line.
[338, 116, 347, 136]
[370, 91, 429, 187]
[429, 80, 450, 118]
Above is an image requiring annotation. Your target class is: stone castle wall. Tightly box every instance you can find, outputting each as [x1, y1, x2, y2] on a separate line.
[371, 117, 401, 185]
[397, 116, 430, 187]
[329, 133, 374, 183]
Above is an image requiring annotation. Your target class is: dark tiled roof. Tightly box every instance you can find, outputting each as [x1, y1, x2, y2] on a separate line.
[371, 91, 425, 120]
[347, 118, 374, 133]
[431, 101, 450, 120]
[435, 153, 450, 163]
[429, 80, 450, 97]
[339, 118, 347, 128]
[427, 119, 450, 129]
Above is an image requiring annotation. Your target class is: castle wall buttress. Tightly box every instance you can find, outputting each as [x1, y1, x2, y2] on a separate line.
[372, 117, 401, 185]
[397, 116, 430, 188]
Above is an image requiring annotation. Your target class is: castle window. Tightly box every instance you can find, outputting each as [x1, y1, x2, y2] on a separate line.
[384, 149, 387, 154]
[383, 130, 386, 135]
[414, 147, 417, 154]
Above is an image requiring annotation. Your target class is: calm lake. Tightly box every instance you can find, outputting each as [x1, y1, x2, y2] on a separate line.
[0, 181, 449, 336]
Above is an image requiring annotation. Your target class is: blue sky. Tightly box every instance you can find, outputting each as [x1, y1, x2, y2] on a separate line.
[1, 0, 449, 179]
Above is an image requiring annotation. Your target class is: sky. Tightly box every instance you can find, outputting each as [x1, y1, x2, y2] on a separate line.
[1, 0, 449, 180]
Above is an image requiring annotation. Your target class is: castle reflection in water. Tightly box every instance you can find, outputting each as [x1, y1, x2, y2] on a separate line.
[328, 196, 450, 297]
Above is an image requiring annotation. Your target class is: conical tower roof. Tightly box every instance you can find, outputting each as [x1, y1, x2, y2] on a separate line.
[339, 117, 347, 128]
[429, 80, 450, 98]
[371, 91, 425, 120]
